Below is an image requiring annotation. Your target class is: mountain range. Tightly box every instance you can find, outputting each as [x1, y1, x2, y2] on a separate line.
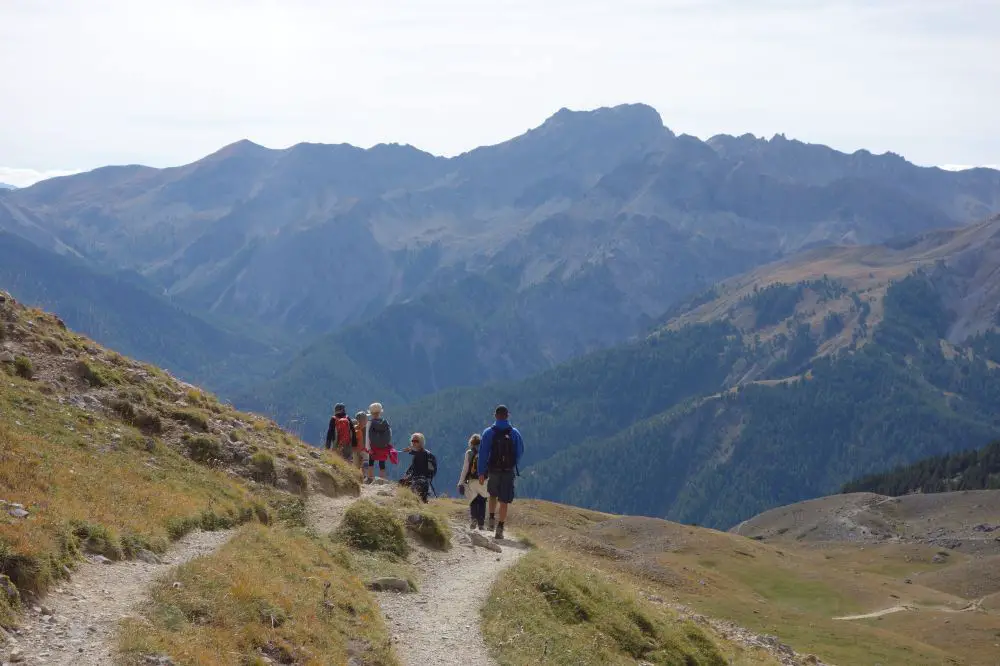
[392, 215, 1000, 527]
[3, 104, 1000, 526]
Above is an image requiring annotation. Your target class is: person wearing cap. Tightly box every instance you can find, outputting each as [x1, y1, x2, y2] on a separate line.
[477, 405, 524, 540]
[326, 402, 357, 462]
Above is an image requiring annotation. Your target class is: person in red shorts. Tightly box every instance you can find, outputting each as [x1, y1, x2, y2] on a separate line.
[364, 402, 393, 480]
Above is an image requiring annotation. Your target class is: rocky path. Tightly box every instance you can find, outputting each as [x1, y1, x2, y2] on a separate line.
[379, 528, 527, 666]
[2, 529, 233, 666]
[306, 483, 528, 666]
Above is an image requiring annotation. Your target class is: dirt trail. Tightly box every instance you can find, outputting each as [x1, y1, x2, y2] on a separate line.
[834, 605, 914, 620]
[306, 483, 529, 666]
[834, 598, 984, 621]
[3, 529, 233, 666]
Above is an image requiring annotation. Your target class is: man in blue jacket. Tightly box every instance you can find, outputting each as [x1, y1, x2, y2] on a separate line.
[477, 405, 524, 540]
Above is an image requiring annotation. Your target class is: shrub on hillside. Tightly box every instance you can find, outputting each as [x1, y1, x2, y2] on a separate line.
[336, 500, 409, 557]
[250, 452, 277, 484]
[185, 435, 223, 464]
[13, 355, 33, 379]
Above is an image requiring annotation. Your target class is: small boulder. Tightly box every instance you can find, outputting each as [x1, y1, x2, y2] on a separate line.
[91, 555, 113, 565]
[470, 532, 502, 553]
[0, 351, 14, 364]
[367, 578, 412, 593]
[8, 507, 28, 519]
[9, 647, 26, 662]
[136, 550, 162, 565]
[932, 554, 946, 564]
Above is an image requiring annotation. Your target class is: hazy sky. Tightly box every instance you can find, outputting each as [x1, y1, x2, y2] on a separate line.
[1, 0, 998, 186]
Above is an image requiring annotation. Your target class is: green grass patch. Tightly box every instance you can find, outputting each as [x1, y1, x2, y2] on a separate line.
[250, 452, 277, 484]
[405, 511, 451, 551]
[335, 500, 409, 557]
[169, 407, 210, 431]
[13, 355, 33, 379]
[185, 435, 223, 464]
[483, 550, 727, 665]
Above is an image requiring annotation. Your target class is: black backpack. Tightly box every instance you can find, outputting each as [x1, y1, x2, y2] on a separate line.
[488, 426, 516, 472]
[425, 451, 438, 480]
[369, 417, 392, 449]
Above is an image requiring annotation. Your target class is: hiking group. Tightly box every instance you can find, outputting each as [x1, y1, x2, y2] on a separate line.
[325, 402, 524, 539]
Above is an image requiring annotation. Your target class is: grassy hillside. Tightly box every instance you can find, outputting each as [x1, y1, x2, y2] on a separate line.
[0, 289, 395, 664]
[843, 439, 1000, 495]
[476, 499, 1000, 666]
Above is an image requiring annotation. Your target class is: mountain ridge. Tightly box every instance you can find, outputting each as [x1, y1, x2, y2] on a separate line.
[5, 104, 1000, 465]
[391, 214, 1000, 528]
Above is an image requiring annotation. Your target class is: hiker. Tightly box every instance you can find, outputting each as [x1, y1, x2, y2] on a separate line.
[354, 410, 370, 483]
[402, 432, 438, 503]
[324, 403, 356, 461]
[364, 402, 393, 480]
[458, 433, 488, 530]
[478, 405, 523, 540]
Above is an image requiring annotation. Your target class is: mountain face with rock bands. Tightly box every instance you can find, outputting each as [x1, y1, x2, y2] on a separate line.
[3, 105, 1000, 418]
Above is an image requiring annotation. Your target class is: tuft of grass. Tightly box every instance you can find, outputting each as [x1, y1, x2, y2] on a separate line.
[118, 524, 398, 665]
[13, 355, 33, 379]
[336, 500, 409, 557]
[170, 407, 210, 431]
[250, 452, 277, 484]
[405, 511, 451, 551]
[74, 359, 113, 387]
[483, 550, 727, 666]
[185, 435, 223, 464]
[71, 521, 125, 560]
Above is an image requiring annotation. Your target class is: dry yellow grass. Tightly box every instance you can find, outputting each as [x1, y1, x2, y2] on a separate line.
[503, 500, 1000, 666]
[483, 548, 760, 666]
[0, 294, 358, 631]
[119, 524, 397, 665]
[0, 377, 263, 610]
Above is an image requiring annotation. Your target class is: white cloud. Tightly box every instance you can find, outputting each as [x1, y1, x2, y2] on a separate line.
[0, 0, 998, 171]
[0, 167, 81, 188]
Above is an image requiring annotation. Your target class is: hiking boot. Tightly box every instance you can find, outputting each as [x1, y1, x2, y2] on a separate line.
[494, 524, 504, 540]
[477, 522, 485, 531]
[470, 519, 478, 530]
[487, 516, 496, 531]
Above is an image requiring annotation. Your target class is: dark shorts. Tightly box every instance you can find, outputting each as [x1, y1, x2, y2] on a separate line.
[487, 470, 515, 504]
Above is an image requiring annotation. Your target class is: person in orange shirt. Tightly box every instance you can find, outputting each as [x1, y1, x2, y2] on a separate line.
[354, 410, 370, 483]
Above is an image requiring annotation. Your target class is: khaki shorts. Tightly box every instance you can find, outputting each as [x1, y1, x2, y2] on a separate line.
[352, 448, 368, 469]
